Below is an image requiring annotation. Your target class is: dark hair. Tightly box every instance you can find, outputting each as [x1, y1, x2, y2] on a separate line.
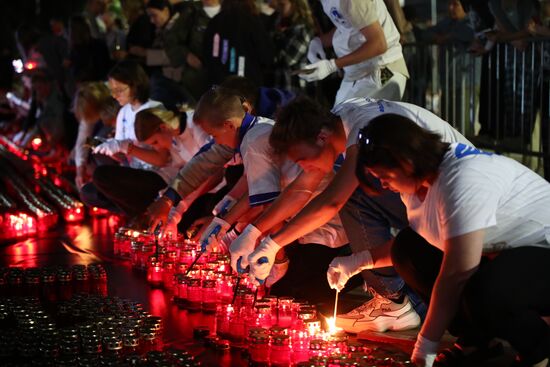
[269, 95, 340, 155]
[146, 0, 172, 13]
[356, 114, 449, 193]
[220, 76, 259, 109]
[221, 0, 259, 16]
[108, 60, 150, 104]
[194, 86, 245, 127]
[69, 15, 92, 47]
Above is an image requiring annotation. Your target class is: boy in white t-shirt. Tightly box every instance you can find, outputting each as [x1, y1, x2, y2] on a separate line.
[344, 114, 550, 367]
[244, 96, 470, 333]
[298, 0, 409, 105]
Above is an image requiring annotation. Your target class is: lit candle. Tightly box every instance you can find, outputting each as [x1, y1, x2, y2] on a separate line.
[270, 335, 291, 365]
[201, 279, 217, 312]
[147, 261, 164, 288]
[277, 297, 294, 328]
[162, 261, 175, 289]
[216, 304, 234, 338]
[249, 333, 270, 364]
[187, 278, 202, 311]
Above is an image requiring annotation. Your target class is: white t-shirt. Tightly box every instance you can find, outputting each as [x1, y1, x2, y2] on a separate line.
[156, 114, 211, 183]
[114, 99, 163, 170]
[403, 143, 550, 252]
[114, 100, 163, 141]
[242, 117, 348, 248]
[321, 0, 403, 81]
[332, 97, 471, 150]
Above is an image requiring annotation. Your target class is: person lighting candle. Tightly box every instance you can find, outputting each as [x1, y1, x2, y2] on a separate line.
[338, 114, 550, 367]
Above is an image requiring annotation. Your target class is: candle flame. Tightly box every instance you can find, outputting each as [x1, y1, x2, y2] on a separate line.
[325, 317, 342, 334]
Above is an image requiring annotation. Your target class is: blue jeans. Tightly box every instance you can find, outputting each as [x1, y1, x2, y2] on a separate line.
[339, 183, 427, 318]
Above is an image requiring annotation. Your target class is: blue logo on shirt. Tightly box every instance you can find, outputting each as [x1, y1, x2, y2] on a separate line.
[454, 143, 493, 158]
[329, 7, 349, 26]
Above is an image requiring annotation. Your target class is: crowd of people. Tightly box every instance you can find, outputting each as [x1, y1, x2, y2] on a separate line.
[1, 0, 550, 367]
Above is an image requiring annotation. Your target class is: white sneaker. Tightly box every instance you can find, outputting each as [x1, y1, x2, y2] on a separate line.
[336, 290, 420, 333]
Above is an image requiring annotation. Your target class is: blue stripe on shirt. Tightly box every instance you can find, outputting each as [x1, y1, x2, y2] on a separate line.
[332, 154, 345, 172]
[249, 191, 280, 207]
[193, 139, 215, 157]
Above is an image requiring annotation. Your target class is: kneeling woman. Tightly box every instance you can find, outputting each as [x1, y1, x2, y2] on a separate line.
[328, 114, 550, 367]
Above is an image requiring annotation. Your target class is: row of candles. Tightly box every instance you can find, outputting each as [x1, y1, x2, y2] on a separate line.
[0, 293, 199, 366]
[0, 136, 89, 242]
[0, 264, 108, 301]
[114, 227, 262, 309]
[113, 227, 414, 366]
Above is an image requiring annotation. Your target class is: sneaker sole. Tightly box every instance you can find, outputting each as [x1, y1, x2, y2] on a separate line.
[343, 309, 421, 333]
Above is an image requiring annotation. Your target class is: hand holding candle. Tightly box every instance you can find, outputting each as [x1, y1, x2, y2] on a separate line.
[326, 250, 374, 291]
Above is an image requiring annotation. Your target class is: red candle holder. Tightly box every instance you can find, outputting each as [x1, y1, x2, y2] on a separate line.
[326, 330, 348, 356]
[309, 338, 328, 359]
[147, 261, 164, 288]
[290, 330, 310, 364]
[270, 335, 291, 366]
[174, 275, 188, 308]
[216, 304, 234, 339]
[162, 262, 175, 290]
[175, 262, 188, 275]
[166, 250, 178, 263]
[228, 307, 247, 343]
[201, 279, 217, 312]
[304, 319, 322, 338]
[139, 244, 155, 270]
[277, 297, 294, 328]
[249, 333, 270, 364]
[179, 246, 197, 265]
[130, 240, 143, 269]
[186, 278, 202, 311]
[255, 305, 274, 329]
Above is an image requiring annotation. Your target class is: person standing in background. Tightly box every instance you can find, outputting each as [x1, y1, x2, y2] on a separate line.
[270, 0, 315, 93]
[299, 0, 409, 105]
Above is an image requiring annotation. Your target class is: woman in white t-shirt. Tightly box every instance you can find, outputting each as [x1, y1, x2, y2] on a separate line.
[86, 60, 165, 215]
[328, 113, 550, 367]
[93, 60, 163, 169]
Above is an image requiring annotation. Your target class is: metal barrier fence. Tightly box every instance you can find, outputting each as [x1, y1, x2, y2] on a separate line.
[402, 40, 550, 180]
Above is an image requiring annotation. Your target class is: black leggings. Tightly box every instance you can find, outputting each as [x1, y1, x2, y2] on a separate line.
[392, 228, 550, 364]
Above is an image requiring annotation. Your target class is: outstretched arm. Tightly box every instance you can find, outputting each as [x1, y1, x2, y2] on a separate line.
[252, 169, 326, 234]
[271, 146, 360, 247]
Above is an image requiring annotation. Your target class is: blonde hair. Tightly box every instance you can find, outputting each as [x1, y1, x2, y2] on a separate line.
[135, 107, 179, 141]
[289, 0, 315, 31]
[73, 82, 120, 123]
